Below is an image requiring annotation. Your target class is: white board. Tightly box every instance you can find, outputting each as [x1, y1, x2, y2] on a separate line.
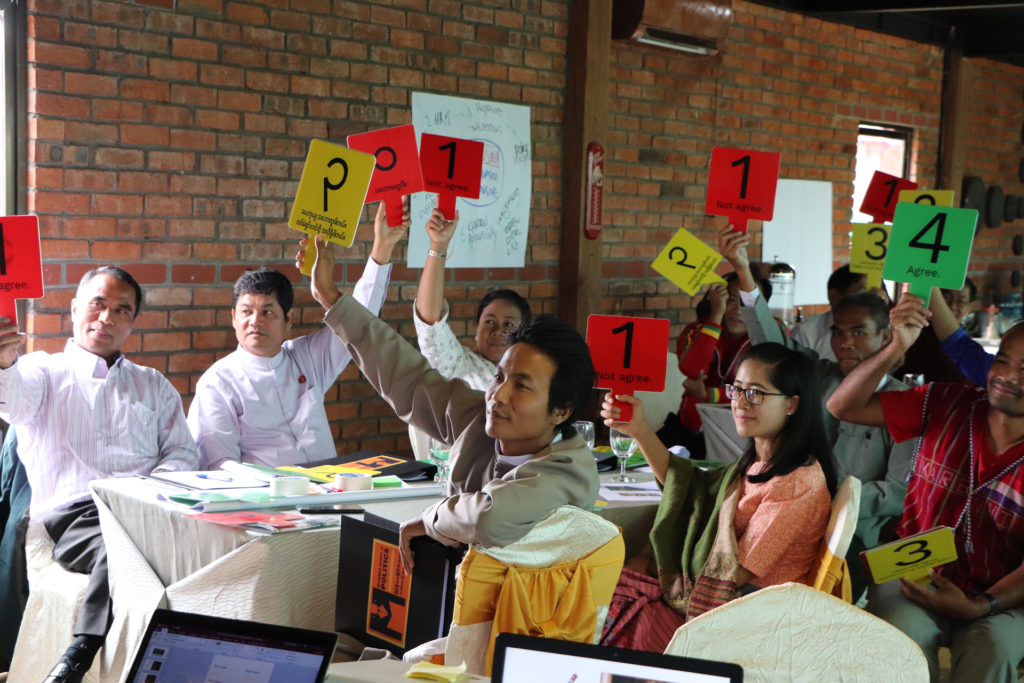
[408, 93, 531, 268]
[762, 179, 834, 306]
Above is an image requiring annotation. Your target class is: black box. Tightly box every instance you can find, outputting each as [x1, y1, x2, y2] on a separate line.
[335, 513, 461, 656]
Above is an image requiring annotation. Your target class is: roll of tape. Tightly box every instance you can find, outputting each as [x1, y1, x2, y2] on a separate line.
[336, 473, 373, 492]
[270, 476, 310, 497]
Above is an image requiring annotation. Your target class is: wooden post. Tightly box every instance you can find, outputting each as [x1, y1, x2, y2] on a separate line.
[937, 43, 968, 195]
[558, 0, 612, 332]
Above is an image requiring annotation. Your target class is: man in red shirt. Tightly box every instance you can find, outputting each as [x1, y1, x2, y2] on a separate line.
[828, 291, 1024, 683]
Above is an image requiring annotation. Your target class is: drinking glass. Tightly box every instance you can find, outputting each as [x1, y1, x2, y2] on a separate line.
[428, 437, 451, 488]
[574, 421, 596, 451]
[903, 373, 925, 388]
[609, 428, 638, 483]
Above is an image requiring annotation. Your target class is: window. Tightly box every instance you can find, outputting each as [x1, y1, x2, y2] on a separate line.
[851, 123, 913, 224]
[0, 6, 7, 214]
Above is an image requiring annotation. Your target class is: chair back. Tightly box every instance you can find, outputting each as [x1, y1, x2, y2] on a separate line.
[664, 583, 928, 683]
[446, 507, 624, 676]
[636, 352, 684, 432]
[808, 475, 861, 601]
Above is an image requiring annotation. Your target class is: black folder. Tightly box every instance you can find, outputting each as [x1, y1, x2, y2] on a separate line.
[307, 449, 438, 482]
[335, 513, 461, 656]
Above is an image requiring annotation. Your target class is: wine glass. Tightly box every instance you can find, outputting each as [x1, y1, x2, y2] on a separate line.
[428, 436, 451, 488]
[609, 428, 638, 483]
[574, 421, 596, 451]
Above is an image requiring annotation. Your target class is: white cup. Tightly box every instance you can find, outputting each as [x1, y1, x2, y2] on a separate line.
[269, 476, 309, 497]
[336, 473, 373, 492]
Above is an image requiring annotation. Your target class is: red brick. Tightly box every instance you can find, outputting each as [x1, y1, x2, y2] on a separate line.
[96, 147, 146, 168]
[168, 218, 217, 238]
[149, 58, 198, 82]
[195, 110, 240, 130]
[65, 121, 119, 143]
[200, 64, 244, 87]
[122, 264, 168, 285]
[120, 124, 170, 146]
[171, 265, 216, 284]
[90, 194, 144, 215]
[64, 73, 118, 96]
[120, 172, 169, 193]
[92, 100, 145, 122]
[63, 218, 116, 238]
[145, 195, 193, 215]
[148, 151, 196, 171]
[64, 169, 117, 191]
[172, 38, 220, 61]
[225, 1, 268, 24]
[144, 104, 193, 127]
[30, 42, 92, 68]
[120, 79, 171, 101]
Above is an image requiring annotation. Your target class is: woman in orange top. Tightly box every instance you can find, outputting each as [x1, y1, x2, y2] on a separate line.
[657, 271, 774, 458]
[600, 343, 836, 653]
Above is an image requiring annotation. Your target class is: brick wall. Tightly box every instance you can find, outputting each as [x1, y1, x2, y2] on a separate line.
[23, 0, 1024, 455]
[25, 0, 570, 456]
[962, 57, 1024, 302]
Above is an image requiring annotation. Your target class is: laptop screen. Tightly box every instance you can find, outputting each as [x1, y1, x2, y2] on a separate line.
[129, 618, 330, 683]
[496, 637, 740, 683]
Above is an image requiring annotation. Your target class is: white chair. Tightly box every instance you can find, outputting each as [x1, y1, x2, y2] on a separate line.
[808, 476, 860, 600]
[664, 583, 929, 683]
[635, 352, 684, 433]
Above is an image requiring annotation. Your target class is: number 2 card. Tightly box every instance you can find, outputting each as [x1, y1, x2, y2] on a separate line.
[586, 315, 670, 422]
[882, 203, 978, 306]
[704, 147, 781, 233]
[651, 227, 727, 296]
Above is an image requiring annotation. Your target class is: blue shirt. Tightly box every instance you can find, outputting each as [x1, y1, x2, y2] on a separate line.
[940, 327, 992, 387]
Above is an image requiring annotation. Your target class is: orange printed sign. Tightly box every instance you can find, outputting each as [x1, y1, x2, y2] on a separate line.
[347, 455, 405, 472]
[366, 539, 411, 647]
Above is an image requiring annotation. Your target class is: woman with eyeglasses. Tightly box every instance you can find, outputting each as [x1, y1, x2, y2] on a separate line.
[598, 342, 837, 653]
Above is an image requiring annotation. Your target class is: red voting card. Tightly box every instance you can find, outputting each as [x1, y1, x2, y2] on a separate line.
[860, 171, 917, 224]
[419, 133, 484, 220]
[0, 216, 44, 325]
[347, 125, 424, 228]
[705, 147, 781, 233]
[586, 315, 670, 423]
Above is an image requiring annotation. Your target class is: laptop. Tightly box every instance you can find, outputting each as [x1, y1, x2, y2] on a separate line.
[125, 609, 338, 683]
[492, 634, 743, 683]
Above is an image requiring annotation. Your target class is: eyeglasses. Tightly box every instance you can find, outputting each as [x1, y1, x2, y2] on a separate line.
[724, 384, 789, 406]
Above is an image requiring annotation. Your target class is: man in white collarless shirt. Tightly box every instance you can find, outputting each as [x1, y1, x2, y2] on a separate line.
[188, 201, 409, 471]
[0, 266, 199, 683]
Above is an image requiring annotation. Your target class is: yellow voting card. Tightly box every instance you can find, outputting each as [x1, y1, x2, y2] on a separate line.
[898, 189, 955, 208]
[289, 139, 376, 275]
[652, 227, 727, 296]
[849, 223, 890, 288]
[861, 526, 958, 585]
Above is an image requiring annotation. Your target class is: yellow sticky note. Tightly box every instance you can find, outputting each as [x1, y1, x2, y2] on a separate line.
[651, 227, 728, 296]
[404, 661, 468, 683]
[898, 189, 955, 208]
[861, 526, 958, 585]
[288, 139, 376, 275]
[849, 223, 890, 289]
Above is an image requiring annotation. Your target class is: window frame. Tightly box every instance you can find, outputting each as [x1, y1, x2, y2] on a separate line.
[857, 122, 914, 179]
[2, 0, 26, 217]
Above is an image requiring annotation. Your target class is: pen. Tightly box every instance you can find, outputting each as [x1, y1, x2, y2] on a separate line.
[197, 474, 233, 482]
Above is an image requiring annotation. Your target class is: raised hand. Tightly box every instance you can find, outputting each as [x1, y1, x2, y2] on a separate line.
[707, 283, 729, 324]
[683, 370, 707, 399]
[600, 392, 649, 438]
[718, 224, 750, 271]
[425, 208, 459, 252]
[889, 292, 931, 352]
[297, 235, 342, 311]
[0, 317, 25, 370]
[370, 196, 411, 265]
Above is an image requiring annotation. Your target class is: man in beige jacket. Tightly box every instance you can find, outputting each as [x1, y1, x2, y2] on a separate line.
[298, 235, 600, 572]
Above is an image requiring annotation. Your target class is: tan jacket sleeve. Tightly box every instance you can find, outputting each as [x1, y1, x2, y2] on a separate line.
[323, 294, 483, 445]
[421, 441, 600, 549]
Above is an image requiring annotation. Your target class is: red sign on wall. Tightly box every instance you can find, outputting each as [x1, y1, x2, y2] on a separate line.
[0, 216, 44, 325]
[704, 147, 781, 233]
[347, 125, 424, 227]
[585, 141, 604, 240]
[586, 315, 670, 422]
[419, 133, 484, 220]
[860, 171, 918, 224]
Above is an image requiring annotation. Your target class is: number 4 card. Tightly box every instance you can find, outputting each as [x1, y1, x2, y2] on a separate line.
[882, 203, 978, 306]
[586, 315, 670, 422]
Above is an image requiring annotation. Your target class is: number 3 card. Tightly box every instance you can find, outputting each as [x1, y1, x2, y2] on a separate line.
[849, 223, 890, 289]
[882, 203, 978, 306]
[289, 139, 376, 275]
[704, 147, 781, 233]
[586, 315, 670, 422]
[420, 133, 484, 220]
[860, 526, 958, 585]
[651, 227, 727, 296]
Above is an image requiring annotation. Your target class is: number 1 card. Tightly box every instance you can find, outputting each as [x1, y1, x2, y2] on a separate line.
[860, 171, 917, 223]
[704, 147, 781, 233]
[420, 133, 484, 220]
[882, 203, 978, 306]
[586, 315, 670, 422]
[0, 215, 44, 325]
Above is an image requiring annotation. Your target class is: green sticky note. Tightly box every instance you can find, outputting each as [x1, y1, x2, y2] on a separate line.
[882, 203, 978, 306]
[372, 475, 403, 489]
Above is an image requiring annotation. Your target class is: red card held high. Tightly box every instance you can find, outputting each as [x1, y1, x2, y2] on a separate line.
[419, 133, 484, 220]
[586, 315, 670, 423]
[860, 171, 917, 224]
[0, 216, 44, 325]
[347, 125, 425, 228]
[704, 147, 781, 233]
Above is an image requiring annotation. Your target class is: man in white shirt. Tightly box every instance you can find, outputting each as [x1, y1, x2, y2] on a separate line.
[0, 266, 199, 683]
[188, 201, 409, 471]
[789, 264, 886, 362]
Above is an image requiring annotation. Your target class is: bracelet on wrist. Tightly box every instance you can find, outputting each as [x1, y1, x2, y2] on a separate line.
[427, 249, 447, 259]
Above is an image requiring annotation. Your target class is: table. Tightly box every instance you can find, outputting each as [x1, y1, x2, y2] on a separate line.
[78, 469, 659, 682]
